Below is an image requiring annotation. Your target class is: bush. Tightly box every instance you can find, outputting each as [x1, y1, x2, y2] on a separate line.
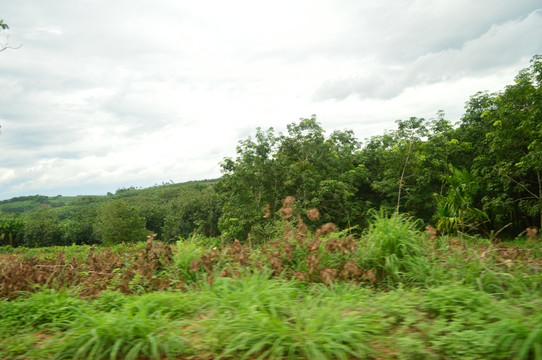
[93, 200, 149, 245]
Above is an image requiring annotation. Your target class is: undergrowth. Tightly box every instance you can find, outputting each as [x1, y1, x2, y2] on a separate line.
[1, 197, 541, 359]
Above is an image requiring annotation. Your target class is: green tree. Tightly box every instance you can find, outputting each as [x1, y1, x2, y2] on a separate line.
[0, 216, 24, 247]
[217, 116, 366, 240]
[59, 204, 99, 245]
[22, 208, 62, 247]
[362, 117, 428, 214]
[217, 126, 282, 240]
[470, 55, 542, 231]
[163, 186, 220, 240]
[94, 200, 149, 245]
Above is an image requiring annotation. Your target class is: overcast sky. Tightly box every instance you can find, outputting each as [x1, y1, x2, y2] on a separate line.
[1, 1, 541, 200]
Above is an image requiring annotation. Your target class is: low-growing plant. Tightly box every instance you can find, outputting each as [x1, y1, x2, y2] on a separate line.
[489, 314, 542, 360]
[362, 210, 425, 285]
[422, 284, 496, 320]
[46, 304, 193, 360]
[0, 288, 90, 334]
[174, 237, 206, 283]
[200, 275, 381, 359]
[123, 290, 203, 319]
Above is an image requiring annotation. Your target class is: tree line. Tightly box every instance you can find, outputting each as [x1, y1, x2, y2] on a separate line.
[1, 55, 541, 247]
[0, 181, 220, 247]
[217, 55, 542, 241]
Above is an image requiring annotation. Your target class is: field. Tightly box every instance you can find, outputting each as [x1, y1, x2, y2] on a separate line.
[1, 212, 542, 360]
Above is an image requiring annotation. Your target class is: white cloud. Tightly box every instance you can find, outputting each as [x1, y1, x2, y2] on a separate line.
[314, 9, 542, 101]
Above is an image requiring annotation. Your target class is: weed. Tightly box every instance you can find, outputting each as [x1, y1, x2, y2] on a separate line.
[45, 304, 193, 360]
[0, 288, 89, 334]
[362, 210, 425, 286]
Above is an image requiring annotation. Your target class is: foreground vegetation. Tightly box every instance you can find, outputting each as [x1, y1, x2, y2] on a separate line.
[1, 209, 541, 359]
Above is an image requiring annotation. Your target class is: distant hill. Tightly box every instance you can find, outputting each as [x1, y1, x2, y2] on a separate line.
[0, 179, 218, 215]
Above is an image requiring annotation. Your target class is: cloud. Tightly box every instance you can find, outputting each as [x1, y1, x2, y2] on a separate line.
[314, 9, 542, 101]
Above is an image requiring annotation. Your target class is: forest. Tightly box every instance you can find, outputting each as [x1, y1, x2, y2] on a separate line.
[1, 55, 542, 247]
[0, 56, 541, 360]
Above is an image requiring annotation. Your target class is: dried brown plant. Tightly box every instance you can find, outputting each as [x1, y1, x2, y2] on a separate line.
[283, 224, 294, 240]
[320, 268, 337, 283]
[449, 237, 463, 252]
[262, 204, 271, 219]
[295, 215, 308, 245]
[280, 206, 294, 220]
[307, 238, 321, 252]
[306, 208, 321, 221]
[268, 252, 284, 275]
[526, 226, 538, 242]
[362, 269, 376, 283]
[315, 222, 337, 240]
[425, 225, 438, 242]
[282, 196, 296, 207]
[307, 253, 320, 275]
[341, 260, 362, 279]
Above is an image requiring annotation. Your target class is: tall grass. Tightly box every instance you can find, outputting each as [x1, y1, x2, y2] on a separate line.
[46, 298, 194, 360]
[199, 274, 382, 359]
[362, 210, 425, 286]
[0, 288, 90, 334]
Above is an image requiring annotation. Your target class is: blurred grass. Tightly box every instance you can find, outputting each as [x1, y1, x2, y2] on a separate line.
[1, 212, 542, 359]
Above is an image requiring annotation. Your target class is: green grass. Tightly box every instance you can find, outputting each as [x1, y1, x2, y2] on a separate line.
[46, 305, 194, 360]
[1, 211, 542, 359]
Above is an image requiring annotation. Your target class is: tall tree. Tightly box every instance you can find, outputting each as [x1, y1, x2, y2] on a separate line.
[216, 116, 366, 240]
[481, 55, 542, 229]
[217, 127, 282, 240]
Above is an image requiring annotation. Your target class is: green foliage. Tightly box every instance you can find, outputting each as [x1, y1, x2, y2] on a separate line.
[163, 184, 220, 240]
[0, 233, 542, 359]
[490, 314, 542, 360]
[48, 303, 193, 360]
[174, 238, 206, 282]
[93, 200, 149, 245]
[217, 115, 365, 240]
[0, 288, 90, 334]
[0, 217, 24, 246]
[22, 208, 62, 247]
[422, 284, 496, 320]
[200, 275, 379, 359]
[435, 166, 488, 234]
[363, 210, 425, 284]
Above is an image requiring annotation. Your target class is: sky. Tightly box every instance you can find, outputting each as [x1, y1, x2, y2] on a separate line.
[1, 1, 541, 200]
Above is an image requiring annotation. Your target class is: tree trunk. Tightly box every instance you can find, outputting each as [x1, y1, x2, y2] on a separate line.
[396, 142, 412, 213]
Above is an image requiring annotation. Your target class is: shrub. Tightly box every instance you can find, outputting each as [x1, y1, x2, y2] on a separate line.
[94, 200, 149, 245]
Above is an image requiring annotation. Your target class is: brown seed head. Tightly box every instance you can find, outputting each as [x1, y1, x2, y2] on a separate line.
[282, 196, 296, 206]
[318, 223, 337, 237]
[262, 204, 271, 218]
[306, 208, 320, 221]
[280, 206, 294, 220]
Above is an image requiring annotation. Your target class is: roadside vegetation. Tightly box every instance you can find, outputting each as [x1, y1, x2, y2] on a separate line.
[1, 206, 541, 359]
[1, 56, 541, 359]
